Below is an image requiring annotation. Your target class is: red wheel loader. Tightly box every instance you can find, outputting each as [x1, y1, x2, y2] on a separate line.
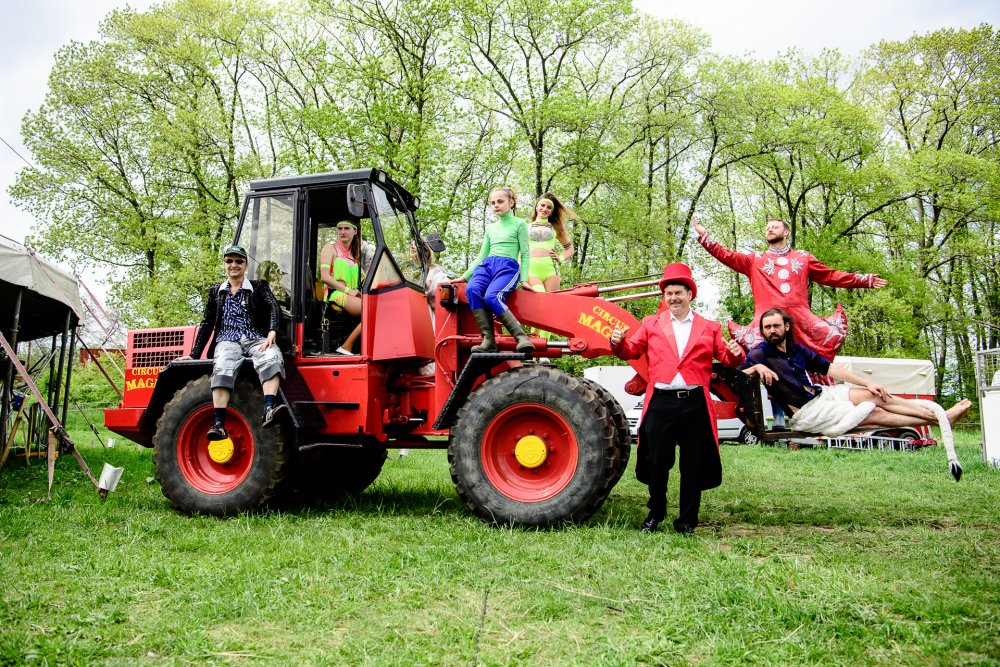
[104, 169, 751, 526]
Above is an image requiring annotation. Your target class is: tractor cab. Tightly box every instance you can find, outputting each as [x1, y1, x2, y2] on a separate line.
[233, 169, 433, 363]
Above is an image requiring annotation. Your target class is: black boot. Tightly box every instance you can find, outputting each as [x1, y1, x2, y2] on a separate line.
[498, 310, 535, 353]
[471, 308, 497, 352]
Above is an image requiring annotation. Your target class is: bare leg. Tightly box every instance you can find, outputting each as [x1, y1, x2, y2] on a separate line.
[856, 407, 933, 429]
[262, 375, 280, 397]
[341, 323, 363, 352]
[212, 387, 230, 409]
[945, 399, 972, 426]
[527, 276, 545, 291]
[543, 274, 560, 293]
[857, 399, 972, 429]
[849, 388, 935, 421]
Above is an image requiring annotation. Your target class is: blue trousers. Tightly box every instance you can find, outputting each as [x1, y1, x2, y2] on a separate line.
[466, 256, 521, 315]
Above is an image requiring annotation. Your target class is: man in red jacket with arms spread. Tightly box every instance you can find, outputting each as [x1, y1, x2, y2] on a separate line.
[611, 263, 744, 534]
[691, 215, 887, 360]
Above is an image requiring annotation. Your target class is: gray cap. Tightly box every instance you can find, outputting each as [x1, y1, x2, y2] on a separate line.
[222, 244, 248, 259]
[423, 232, 446, 253]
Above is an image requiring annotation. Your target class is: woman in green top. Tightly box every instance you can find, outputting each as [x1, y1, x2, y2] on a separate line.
[527, 192, 576, 293]
[319, 220, 363, 355]
[453, 186, 535, 353]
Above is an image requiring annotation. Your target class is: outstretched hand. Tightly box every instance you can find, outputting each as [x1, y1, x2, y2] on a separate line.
[691, 214, 707, 237]
[872, 275, 888, 288]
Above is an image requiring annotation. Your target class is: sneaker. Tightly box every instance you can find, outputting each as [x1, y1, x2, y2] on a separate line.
[262, 404, 287, 428]
[335, 346, 354, 355]
[206, 422, 227, 441]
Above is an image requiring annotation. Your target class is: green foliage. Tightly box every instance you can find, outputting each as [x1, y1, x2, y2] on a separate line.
[11, 2, 1000, 380]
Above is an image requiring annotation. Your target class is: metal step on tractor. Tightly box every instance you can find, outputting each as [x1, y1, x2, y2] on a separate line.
[103, 168, 760, 526]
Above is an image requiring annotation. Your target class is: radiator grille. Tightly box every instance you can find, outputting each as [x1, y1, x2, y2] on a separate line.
[131, 349, 184, 369]
[132, 330, 186, 349]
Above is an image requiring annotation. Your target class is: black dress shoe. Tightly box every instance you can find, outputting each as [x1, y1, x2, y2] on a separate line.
[206, 422, 227, 441]
[640, 514, 662, 533]
[673, 522, 695, 535]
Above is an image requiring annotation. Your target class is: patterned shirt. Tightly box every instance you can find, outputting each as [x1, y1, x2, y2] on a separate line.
[215, 279, 264, 342]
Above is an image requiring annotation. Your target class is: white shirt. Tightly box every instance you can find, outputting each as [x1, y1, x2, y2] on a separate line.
[655, 309, 696, 390]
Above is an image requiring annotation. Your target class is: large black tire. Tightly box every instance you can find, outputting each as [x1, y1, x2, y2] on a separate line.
[295, 445, 388, 503]
[153, 375, 294, 516]
[448, 366, 617, 527]
[581, 378, 632, 490]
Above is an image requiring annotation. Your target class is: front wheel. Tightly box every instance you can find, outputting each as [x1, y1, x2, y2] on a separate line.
[153, 375, 293, 516]
[581, 378, 632, 489]
[448, 366, 617, 527]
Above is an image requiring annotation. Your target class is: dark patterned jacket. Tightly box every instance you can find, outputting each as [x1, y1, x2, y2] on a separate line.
[190, 279, 281, 359]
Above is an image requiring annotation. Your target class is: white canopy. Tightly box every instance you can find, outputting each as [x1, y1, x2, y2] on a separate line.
[833, 355, 935, 395]
[0, 243, 83, 342]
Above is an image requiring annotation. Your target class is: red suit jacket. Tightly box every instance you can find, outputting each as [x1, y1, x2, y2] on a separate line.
[613, 310, 742, 449]
[697, 232, 878, 359]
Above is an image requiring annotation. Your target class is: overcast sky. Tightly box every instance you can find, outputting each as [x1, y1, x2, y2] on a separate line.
[1, 0, 998, 300]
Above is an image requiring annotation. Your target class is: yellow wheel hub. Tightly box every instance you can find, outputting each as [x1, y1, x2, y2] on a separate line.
[514, 435, 548, 468]
[208, 438, 235, 464]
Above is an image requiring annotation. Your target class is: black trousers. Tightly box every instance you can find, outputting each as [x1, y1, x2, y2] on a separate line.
[636, 388, 720, 528]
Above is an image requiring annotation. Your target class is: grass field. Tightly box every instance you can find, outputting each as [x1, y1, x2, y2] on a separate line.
[1, 429, 998, 666]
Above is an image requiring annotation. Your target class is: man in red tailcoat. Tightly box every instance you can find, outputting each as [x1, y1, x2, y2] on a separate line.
[610, 263, 744, 535]
[691, 216, 887, 360]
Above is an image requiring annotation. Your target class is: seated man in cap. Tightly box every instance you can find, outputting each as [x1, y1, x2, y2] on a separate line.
[178, 244, 286, 439]
[610, 262, 745, 535]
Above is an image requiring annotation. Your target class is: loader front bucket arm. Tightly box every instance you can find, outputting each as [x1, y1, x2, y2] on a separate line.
[504, 286, 649, 384]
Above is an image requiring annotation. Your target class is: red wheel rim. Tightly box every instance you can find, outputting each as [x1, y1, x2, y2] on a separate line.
[481, 403, 578, 502]
[176, 406, 254, 494]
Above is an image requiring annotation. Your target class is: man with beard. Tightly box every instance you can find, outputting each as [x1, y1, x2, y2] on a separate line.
[741, 308, 971, 436]
[610, 263, 745, 534]
[691, 215, 887, 360]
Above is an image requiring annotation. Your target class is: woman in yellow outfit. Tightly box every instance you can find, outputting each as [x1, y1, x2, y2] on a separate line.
[319, 220, 363, 355]
[527, 192, 577, 293]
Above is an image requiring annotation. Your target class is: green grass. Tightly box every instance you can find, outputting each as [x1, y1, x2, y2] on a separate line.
[1, 431, 998, 666]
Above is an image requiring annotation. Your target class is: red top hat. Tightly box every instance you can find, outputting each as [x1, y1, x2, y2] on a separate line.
[657, 262, 697, 299]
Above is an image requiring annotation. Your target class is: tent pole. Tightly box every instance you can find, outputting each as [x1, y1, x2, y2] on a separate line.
[51, 311, 71, 433]
[47, 335, 56, 409]
[1, 287, 23, 447]
[61, 323, 78, 427]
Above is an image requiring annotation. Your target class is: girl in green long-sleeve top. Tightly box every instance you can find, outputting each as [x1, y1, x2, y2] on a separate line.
[453, 186, 535, 353]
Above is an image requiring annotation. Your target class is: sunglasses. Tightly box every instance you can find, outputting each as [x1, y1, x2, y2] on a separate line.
[225, 258, 245, 265]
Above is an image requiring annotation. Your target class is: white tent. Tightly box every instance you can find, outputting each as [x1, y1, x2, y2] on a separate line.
[0, 242, 82, 341]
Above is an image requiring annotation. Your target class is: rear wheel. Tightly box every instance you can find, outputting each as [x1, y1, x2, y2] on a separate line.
[448, 366, 617, 527]
[295, 445, 388, 502]
[153, 376, 293, 516]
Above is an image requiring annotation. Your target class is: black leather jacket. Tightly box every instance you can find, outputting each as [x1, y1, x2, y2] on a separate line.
[190, 279, 281, 359]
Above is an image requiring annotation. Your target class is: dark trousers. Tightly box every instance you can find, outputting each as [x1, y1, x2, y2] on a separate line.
[637, 388, 720, 529]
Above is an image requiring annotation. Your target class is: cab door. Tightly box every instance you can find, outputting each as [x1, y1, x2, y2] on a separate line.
[363, 183, 434, 362]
